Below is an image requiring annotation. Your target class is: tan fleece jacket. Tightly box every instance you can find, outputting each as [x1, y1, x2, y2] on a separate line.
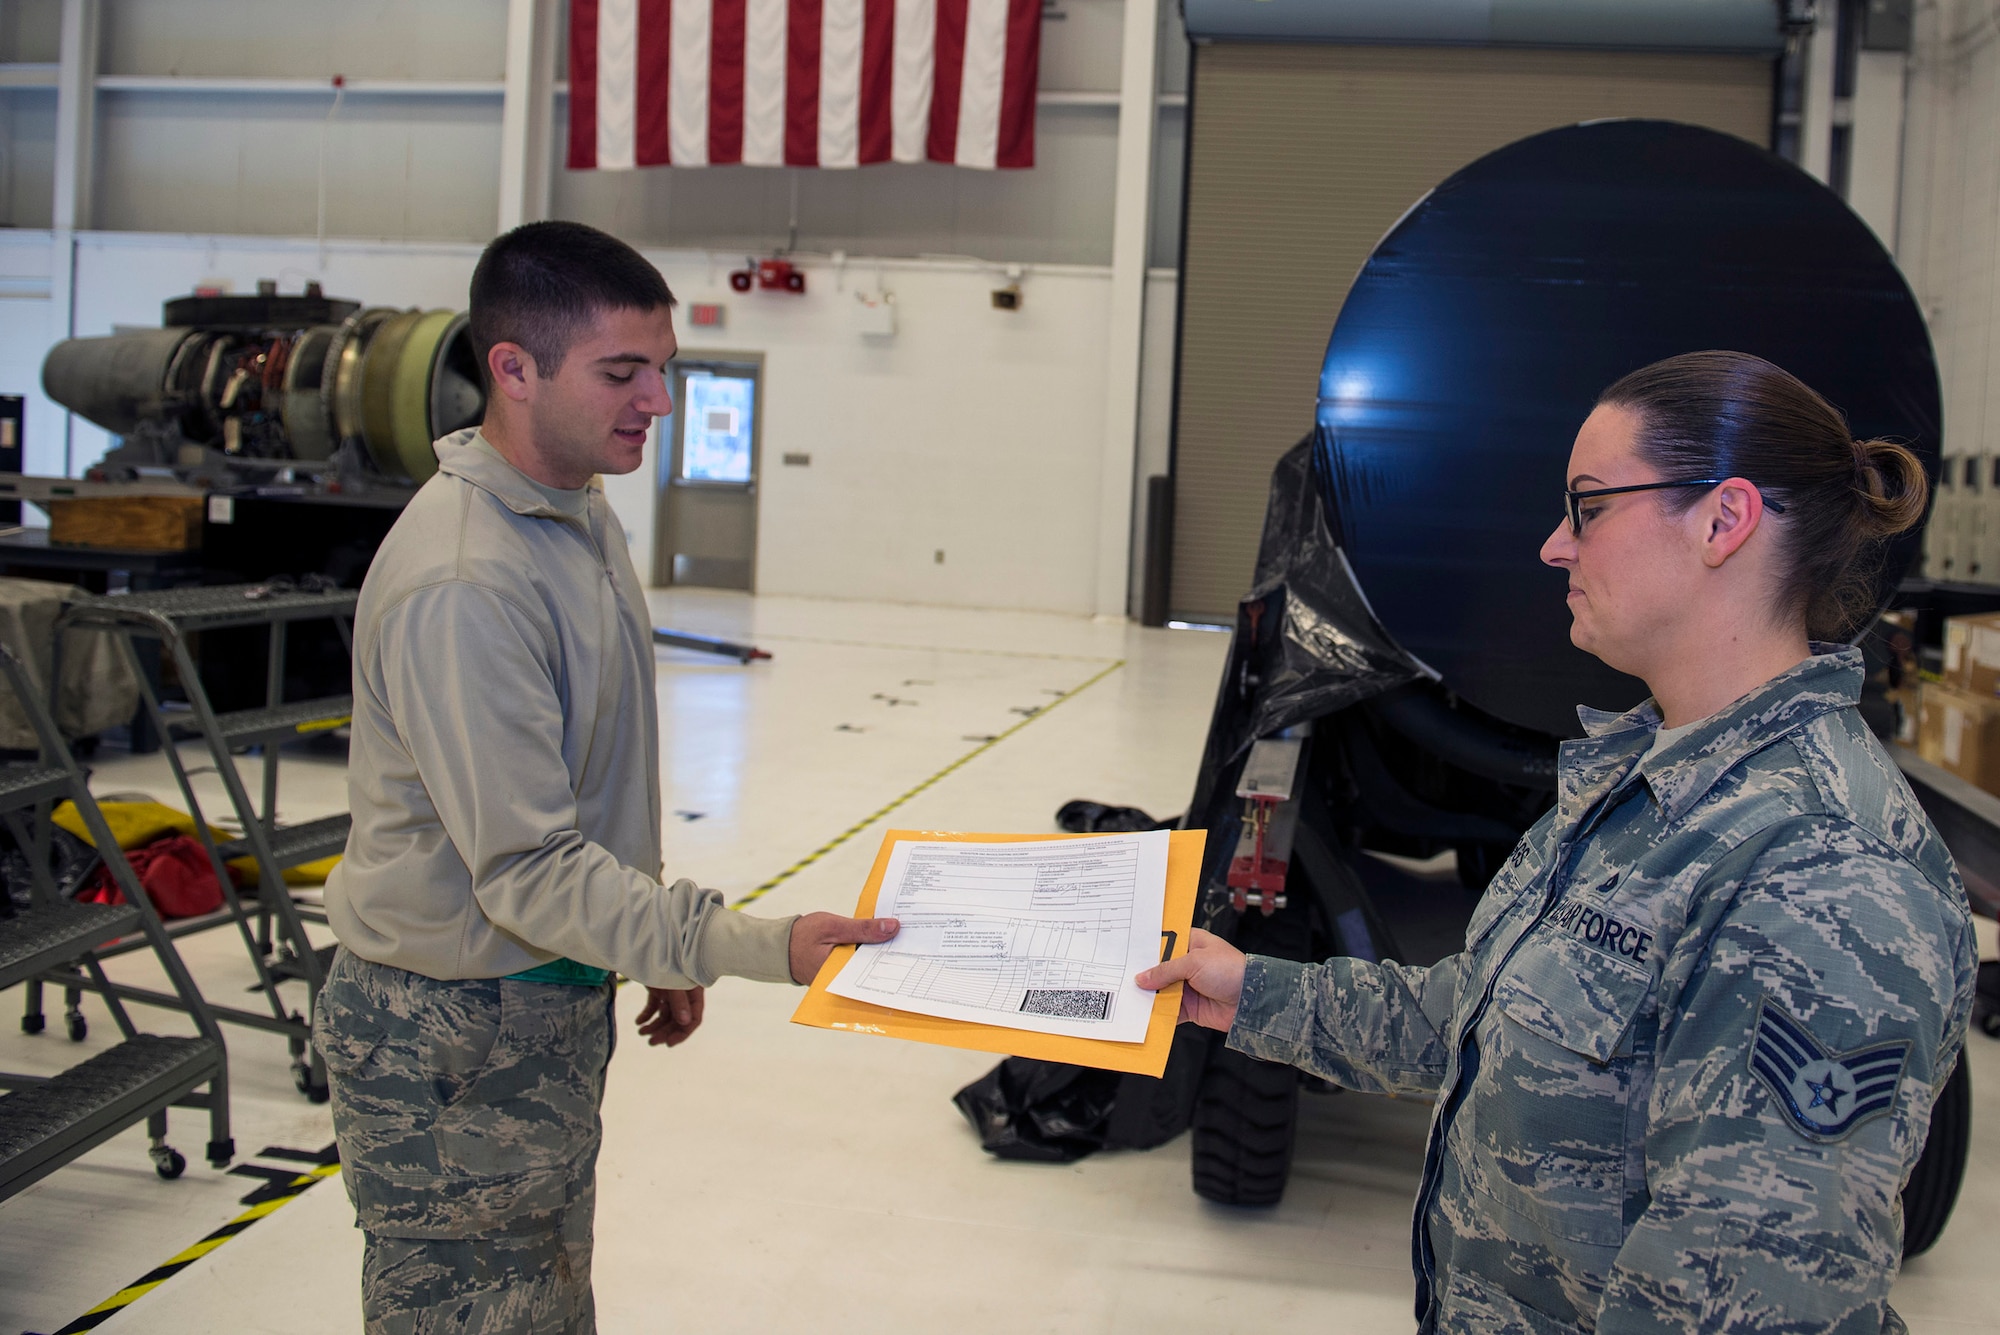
[324, 429, 796, 986]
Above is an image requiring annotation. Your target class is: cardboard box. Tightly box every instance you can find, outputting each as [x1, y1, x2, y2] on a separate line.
[1917, 681, 2000, 794]
[45, 496, 204, 552]
[1942, 611, 2000, 697]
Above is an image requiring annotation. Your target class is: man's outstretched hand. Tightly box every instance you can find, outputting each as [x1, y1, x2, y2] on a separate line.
[635, 985, 705, 1047]
[789, 912, 900, 985]
[1135, 928, 1247, 1032]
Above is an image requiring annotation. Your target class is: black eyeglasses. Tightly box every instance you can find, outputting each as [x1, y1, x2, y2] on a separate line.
[1563, 479, 1786, 536]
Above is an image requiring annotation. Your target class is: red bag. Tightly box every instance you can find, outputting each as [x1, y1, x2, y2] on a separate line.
[76, 834, 225, 919]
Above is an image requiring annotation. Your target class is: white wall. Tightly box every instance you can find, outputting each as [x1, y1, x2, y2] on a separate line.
[3, 230, 1175, 617]
[644, 251, 1120, 615]
[1899, 0, 2000, 465]
[1846, 48, 1907, 250]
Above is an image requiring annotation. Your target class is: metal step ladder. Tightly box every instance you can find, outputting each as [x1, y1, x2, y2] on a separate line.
[0, 641, 231, 1200]
[57, 582, 356, 1101]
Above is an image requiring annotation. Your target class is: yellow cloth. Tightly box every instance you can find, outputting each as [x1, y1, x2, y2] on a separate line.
[286, 855, 342, 885]
[52, 799, 342, 887]
[52, 797, 222, 849]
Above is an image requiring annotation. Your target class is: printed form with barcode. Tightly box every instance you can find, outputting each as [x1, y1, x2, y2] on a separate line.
[824, 831, 1170, 1043]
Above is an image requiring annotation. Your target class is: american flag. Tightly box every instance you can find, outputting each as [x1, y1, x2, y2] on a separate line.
[567, 0, 1042, 171]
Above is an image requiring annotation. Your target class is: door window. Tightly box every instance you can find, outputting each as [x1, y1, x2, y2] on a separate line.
[677, 371, 756, 484]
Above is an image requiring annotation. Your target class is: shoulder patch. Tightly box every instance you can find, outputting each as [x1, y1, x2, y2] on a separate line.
[1749, 997, 1909, 1142]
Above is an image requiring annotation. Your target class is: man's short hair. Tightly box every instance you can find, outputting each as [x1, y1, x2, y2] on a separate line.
[469, 221, 676, 384]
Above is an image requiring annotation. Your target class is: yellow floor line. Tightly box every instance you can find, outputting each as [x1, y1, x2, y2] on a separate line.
[730, 657, 1127, 908]
[56, 1161, 341, 1333]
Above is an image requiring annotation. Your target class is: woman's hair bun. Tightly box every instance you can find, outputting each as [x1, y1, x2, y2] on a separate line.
[1852, 437, 1928, 538]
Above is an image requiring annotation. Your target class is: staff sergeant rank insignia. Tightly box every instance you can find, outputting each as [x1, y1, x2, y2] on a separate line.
[1749, 997, 1910, 1142]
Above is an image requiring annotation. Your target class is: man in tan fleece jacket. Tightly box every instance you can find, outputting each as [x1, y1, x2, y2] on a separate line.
[315, 221, 897, 1334]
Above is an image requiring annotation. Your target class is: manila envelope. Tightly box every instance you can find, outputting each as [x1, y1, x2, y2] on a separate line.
[790, 827, 1205, 1077]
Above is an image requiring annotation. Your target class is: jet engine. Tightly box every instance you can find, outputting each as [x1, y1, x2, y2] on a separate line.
[41, 282, 485, 486]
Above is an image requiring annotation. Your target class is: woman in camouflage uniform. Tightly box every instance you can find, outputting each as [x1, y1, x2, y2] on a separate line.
[1142, 351, 1978, 1334]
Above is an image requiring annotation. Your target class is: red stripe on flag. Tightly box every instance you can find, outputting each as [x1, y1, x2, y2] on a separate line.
[785, 0, 824, 166]
[995, 0, 1039, 168]
[928, 0, 968, 164]
[567, 0, 600, 169]
[858, 0, 895, 163]
[710, 0, 748, 164]
[636, 0, 674, 165]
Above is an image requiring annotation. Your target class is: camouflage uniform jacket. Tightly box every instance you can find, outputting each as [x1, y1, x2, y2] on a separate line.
[1228, 647, 1977, 1334]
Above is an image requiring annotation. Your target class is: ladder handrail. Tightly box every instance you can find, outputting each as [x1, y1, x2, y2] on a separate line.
[0, 641, 229, 1052]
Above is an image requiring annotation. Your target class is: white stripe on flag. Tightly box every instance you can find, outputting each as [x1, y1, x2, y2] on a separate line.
[891, 0, 934, 164]
[596, 0, 639, 170]
[954, 0, 1007, 169]
[743, 0, 788, 166]
[670, 0, 713, 165]
[818, 0, 865, 168]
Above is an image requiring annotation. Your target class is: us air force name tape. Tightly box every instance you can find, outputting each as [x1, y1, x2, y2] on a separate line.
[1546, 896, 1653, 964]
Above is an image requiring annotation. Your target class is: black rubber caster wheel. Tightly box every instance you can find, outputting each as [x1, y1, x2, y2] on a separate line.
[21, 1013, 44, 1035]
[65, 1012, 86, 1042]
[295, 1062, 331, 1104]
[152, 1147, 187, 1180]
[1981, 1009, 2000, 1039]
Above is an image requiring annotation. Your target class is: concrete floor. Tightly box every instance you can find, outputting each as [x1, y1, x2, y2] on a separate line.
[1, 590, 1995, 1334]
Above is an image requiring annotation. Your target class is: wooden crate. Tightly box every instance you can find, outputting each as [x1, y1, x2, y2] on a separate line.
[46, 497, 205, 551]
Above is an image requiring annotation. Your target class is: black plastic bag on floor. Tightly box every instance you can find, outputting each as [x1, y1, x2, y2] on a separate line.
[0, 821, 99, 915]
[954, 1059, 1117, 1162]
[1055, 800, 1180, 834]
[953, 1028, 1213, 1163]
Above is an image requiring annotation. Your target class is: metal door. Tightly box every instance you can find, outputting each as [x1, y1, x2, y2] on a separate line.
[655, 355, 763, 590]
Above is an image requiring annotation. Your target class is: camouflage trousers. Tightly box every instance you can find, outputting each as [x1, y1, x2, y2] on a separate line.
[313, 948, 616, 1335]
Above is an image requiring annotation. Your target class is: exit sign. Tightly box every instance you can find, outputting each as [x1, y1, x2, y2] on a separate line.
[690, 303, 725, 327]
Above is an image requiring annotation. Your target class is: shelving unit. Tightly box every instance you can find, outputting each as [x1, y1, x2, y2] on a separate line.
[0, 639, 230, 1199]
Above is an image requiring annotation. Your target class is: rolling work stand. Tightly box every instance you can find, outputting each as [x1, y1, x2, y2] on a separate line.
[55, 582, 356, 1102]
[0, 641, 231, 1198]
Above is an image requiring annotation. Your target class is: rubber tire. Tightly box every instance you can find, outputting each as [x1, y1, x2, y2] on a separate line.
[65, 1012, 86, 1042]
[153, 1148, 186, 1180]
[1902, 1054, 1971, 1258]
[1190, 1042, 1301, 1207]
[21, 1013, 43, 1034]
